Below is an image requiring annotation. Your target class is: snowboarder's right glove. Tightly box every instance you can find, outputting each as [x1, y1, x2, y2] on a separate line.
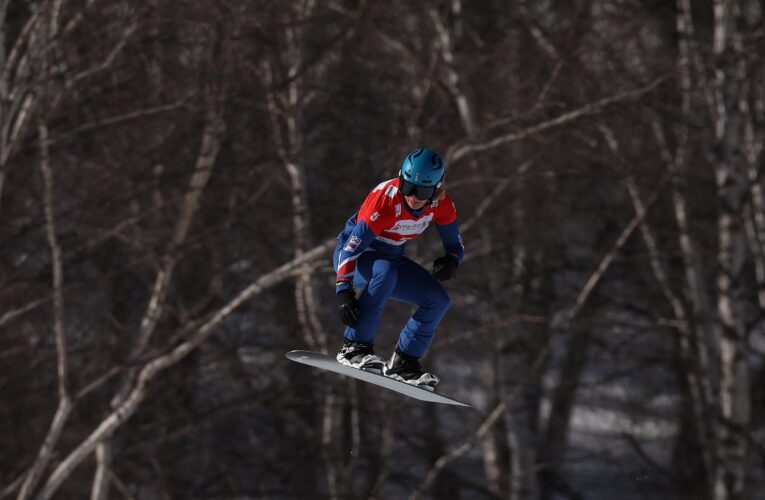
[337, 289, 361, 327]
[432, 254, 459, 281]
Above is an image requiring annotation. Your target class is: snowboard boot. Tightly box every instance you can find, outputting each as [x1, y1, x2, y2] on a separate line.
[336, 340, 385, 374]
[383, 347, 440, 391]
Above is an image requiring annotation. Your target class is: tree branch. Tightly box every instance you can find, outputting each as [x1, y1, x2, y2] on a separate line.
[34, 238, 337, 500]
[48, 93, 194, 146]
[0, 296, 50, 328]
[18, 122, 72, 500]
[447, 76, 668, 163]
[556, 167, 673, 327]
[408, 403, 506, 500]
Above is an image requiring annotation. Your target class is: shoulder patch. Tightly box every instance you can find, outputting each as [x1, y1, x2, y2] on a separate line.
[385, 184, 398, 198]
[343, 235, 362, 252]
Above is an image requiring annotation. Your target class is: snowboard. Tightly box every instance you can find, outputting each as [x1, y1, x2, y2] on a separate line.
[286, 350, 471, 407]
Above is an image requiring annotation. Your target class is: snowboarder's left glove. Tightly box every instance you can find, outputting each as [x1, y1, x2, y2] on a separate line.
[337, 289, 361, 327]
[432, 254, 459, 281]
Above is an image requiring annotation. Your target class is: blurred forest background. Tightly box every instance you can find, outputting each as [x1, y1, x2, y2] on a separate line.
[1, 0, 764, 499]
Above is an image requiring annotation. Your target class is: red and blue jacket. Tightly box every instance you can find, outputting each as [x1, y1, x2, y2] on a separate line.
[335, 178, 464, 293]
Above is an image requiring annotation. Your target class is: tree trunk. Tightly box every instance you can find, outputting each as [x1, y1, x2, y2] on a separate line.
[539, 326, 590, 500]
[33, 238, 336, 500]
[91, 64, 228, 500]
[710, 2, 751, 495]
[431, 6, 515, 494]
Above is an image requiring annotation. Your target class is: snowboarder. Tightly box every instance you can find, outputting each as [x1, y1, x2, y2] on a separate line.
[333, 148, 464, 389]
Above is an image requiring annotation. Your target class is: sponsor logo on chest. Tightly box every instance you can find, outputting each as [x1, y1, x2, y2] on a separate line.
[391, 220, 429, 232]
[386, 212, 434, 236]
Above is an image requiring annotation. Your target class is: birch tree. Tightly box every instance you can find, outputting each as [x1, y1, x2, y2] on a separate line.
[3, 1, 765, 498]
[91, 19, 231, 500]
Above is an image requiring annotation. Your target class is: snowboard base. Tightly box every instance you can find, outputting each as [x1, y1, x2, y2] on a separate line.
[286, 350, 470, 407]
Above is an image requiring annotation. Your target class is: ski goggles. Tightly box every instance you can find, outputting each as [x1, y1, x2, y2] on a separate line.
[399, 178, 439, 201]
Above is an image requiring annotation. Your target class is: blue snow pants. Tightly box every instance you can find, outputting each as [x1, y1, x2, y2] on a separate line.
[333, 244, 451, 358]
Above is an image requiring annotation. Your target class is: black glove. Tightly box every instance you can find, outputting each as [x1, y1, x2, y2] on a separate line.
[432, 254, 459, 281]
[337, 289, 361, 327]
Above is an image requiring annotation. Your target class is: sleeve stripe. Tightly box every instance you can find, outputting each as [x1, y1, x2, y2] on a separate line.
[335, 218, 377, 291]
[338, 253, 362, 270]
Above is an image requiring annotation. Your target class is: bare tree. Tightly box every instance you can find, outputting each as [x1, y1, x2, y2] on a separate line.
[3, 1, 765, 498]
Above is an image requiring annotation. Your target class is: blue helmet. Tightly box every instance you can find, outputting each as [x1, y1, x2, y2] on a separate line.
[398, 148, 445, 200]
